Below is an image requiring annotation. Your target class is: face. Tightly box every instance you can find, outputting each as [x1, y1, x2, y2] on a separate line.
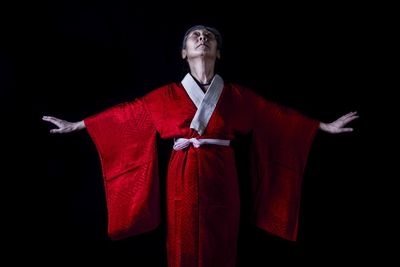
[182, 29, 220, 61]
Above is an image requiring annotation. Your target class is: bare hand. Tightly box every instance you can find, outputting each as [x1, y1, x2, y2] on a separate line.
[319, 111, 359, 134]
[42, 116, 85, 134]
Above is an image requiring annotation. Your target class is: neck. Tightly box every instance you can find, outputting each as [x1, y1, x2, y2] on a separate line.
[188, 58, 215, 85]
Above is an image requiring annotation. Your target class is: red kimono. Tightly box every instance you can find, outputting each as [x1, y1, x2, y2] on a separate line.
[84, 74, 319, 267]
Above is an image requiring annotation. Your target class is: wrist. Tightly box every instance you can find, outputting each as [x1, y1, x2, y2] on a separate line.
[74, 121, 86, 131]
[319, 122, 328, 132]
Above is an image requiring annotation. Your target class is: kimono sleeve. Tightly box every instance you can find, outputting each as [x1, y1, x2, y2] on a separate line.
[84, 99, 160, 240]
[249, 92, 319, 241]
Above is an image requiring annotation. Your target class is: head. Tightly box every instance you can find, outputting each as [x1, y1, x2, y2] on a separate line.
[181, 25, 222, 61]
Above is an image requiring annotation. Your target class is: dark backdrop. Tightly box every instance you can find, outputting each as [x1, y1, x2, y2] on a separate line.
[3, 1, 391, 266]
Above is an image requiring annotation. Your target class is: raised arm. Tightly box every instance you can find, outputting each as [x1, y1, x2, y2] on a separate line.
[42, 116, 86, 134]
[319, 111, 359, 134]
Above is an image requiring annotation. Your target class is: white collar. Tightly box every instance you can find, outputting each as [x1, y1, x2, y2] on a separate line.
[181, 73, 224, 135]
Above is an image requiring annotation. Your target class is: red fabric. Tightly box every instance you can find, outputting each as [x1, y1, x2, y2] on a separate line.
[85, 83, 319, 266]
[84, 99, 160, 240]
[248, 90, 319, 241]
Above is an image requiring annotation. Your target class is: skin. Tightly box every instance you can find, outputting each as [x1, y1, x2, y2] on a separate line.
[42, 27, 359, 133]
[181, 28, 220, 91]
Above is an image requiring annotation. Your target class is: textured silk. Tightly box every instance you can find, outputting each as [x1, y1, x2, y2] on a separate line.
[85, 82, 319, 267]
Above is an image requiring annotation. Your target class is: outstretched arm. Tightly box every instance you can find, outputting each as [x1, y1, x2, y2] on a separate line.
[319, 111, 359, 134]
[42, 116, 86, 134]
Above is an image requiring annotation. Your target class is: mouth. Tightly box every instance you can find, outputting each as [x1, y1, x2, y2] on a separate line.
[197, 43, 209, 48]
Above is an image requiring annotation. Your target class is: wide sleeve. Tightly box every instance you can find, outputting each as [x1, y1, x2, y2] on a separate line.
[249, 91, 319, 241]
[84, 98, 160, 240]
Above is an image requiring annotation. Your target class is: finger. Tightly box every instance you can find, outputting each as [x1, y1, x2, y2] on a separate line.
[43, 115, 64, 121]
[339, 112, 357, 121]
[342, 115, 359, 125]
[338, 128, 353, 133]
[43, 116, 59, 123]
[50, 129, 61, 134]
[42, 116, 53, 121]
[334, 113, 358, 125]
[43, 117, 59, 126]
[335, 114, 350, 123]
[44, 117, 64, 127]
[342, 111, 358, 119]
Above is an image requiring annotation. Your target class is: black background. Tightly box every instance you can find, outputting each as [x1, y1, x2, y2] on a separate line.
[2, 1, 393, 265]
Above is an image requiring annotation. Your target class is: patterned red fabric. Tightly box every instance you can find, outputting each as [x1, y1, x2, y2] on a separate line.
[248, 90, 319, 241]
[84, 100, 160, 240]
[85, 83, 319, 267]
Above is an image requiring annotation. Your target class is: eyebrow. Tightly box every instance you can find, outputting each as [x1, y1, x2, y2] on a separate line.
[190, 30, 215, 37]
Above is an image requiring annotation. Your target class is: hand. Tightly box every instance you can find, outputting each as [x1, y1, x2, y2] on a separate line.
[42, 116, 85, 134]
[319, 111, 359, 134]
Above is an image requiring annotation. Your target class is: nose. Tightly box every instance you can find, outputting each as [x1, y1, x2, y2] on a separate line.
[199, 34, 207, 42]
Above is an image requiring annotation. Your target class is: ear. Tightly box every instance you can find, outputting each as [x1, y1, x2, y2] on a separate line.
[181, 49, 187, 59]
[217, 50, 221, 59]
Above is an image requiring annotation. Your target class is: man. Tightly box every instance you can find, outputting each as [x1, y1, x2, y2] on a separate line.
[43, 25, 358, 267]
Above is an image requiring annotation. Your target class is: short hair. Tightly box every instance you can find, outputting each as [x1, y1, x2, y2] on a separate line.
[182, 25, 222, 50]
